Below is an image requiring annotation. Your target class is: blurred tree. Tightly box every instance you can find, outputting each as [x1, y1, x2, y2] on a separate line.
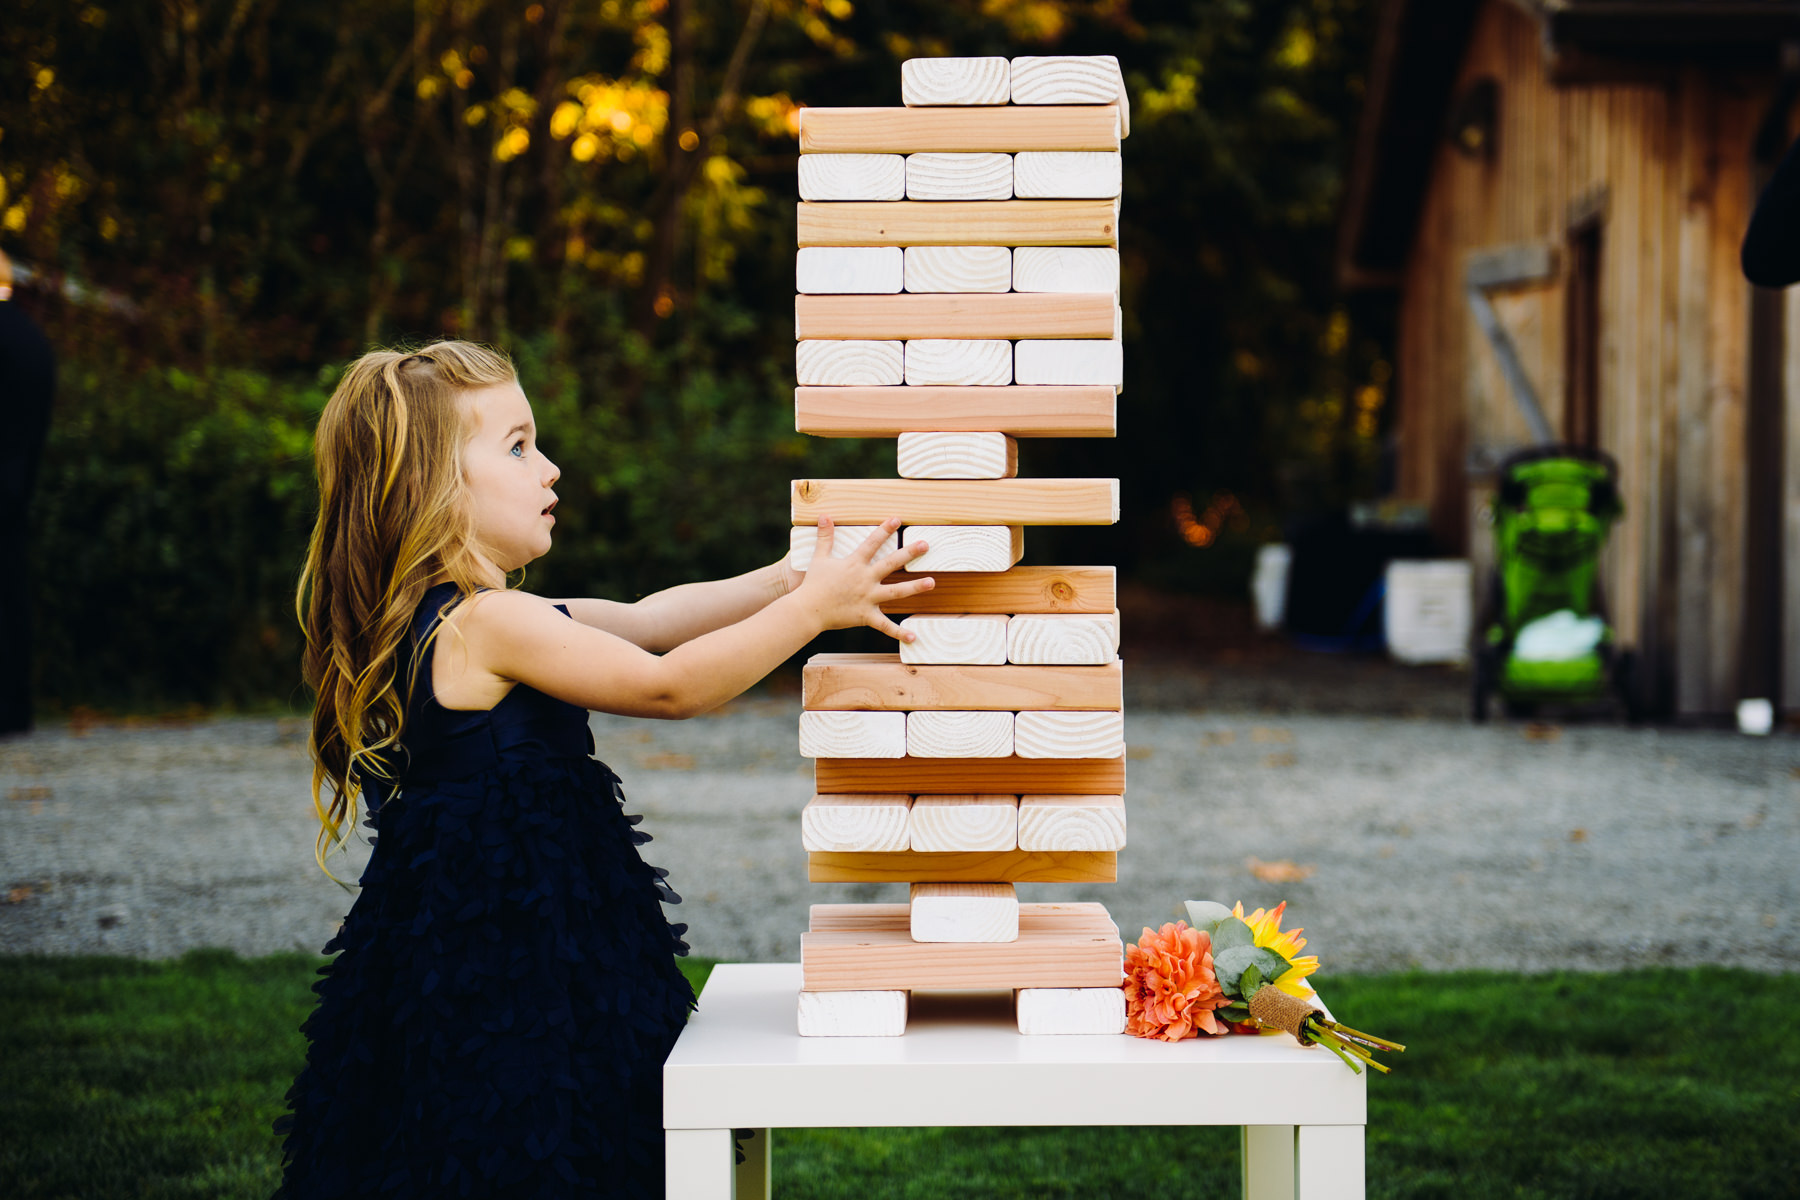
[1, 0, 1384, 706]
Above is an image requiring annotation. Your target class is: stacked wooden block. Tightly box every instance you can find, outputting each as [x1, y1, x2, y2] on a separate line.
[791, 55, 1130, 1038]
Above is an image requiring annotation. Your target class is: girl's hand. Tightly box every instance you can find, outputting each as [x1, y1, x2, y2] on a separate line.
[794, 516, 933, 642]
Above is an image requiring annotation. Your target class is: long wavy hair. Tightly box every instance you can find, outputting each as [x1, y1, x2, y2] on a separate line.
[297, 341, 516, 875]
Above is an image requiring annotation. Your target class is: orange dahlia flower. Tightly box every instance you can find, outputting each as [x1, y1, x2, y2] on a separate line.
[1122, 921, 1227, 1041]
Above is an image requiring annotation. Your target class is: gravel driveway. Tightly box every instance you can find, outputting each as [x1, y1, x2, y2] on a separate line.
[2, 685, 1795, 974]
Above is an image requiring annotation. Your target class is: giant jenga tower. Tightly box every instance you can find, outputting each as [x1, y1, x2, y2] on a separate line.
[788, 55, 1129, 1037]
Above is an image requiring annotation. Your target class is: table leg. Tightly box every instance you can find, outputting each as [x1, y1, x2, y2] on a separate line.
[666, 1127, 733, 1200]
[734, 1128, 771, 1200]
[1242, 1125, 1296, 1200]
[1295, 1125, 1364, 1200]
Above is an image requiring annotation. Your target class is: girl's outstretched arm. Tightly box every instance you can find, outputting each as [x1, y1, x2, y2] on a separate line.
[436, 519, 933, 719]
[553, 556, 803, 653]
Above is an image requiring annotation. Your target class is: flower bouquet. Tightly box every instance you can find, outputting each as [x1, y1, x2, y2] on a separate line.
[1122, 899, 1404, 1074]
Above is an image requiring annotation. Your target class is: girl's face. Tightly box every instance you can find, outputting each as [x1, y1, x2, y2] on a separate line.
[460, 381, 560, 580]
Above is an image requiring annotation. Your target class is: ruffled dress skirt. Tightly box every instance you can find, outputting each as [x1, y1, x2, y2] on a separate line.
[273, 753, 695, 1199]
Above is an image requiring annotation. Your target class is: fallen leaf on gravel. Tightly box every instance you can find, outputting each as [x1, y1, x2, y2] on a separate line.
[5, 885, 35, 904]
[1764, 914, 1779, 928]
[1524, 723, 1562, 742]
[6, 786, 51, 802]
[1568, 828, 1588, 843]
[1246, 856, 1315, 883]
[1201, 730, 1236, 747]
[1251, 726, 1294, 744]
[1126, 745, 1154, 760]
[1262, 751, 1297, 768]
[640, 753, 696, 770]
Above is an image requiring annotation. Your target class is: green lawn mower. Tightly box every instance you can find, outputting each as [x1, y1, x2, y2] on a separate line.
[1471, 446, 1640, 721]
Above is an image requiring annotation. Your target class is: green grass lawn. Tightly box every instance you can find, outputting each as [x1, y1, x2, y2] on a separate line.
[1, 952, 1795, 1199]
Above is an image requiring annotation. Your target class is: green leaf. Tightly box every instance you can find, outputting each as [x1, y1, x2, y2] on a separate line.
[1183, 900, 1233, 934]
[1240, 964, 1265, 996]
[1212, 944, 1293, 998]
[1209, 917, 1256, 953]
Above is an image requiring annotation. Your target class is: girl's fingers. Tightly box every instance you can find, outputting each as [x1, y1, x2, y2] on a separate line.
[869, 612, 913, 643]
[879, 542, 926, 576]
[856, 518, 903, 561]
[874, 577, 935, 605]
[813, 515, 836, 548]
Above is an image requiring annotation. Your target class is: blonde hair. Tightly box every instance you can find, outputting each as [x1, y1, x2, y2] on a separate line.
[297, 340, 516, 874]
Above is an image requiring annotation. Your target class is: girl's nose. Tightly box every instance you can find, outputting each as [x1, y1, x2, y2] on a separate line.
[543, 455, 561, 486]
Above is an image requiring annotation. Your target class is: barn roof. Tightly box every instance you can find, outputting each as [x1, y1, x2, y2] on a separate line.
[1337, 0, 1800, 289]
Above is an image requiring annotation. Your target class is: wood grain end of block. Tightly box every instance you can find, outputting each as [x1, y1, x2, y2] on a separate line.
[796, 339, 905, 386]
[801, 793, 913, 853]
[1013, 151, 1123, 200]
[901, 57, 1010, 107]
[790, 524, 898, 571]
[797, 989, 909, 1036]
[797, 154, 905, 201]
[903, 339, 1013, 387]
[904, 709, 1015, 757]
[898, 614, 1010, 666]
[799, 710, 908, 759]
[897, 432, 1018, 479]
[1016, 793, 1126, 851]
[796, 246, 904, 294]
[1016, 986, 1126, 1035]
[905, 152, 1014, 201]
[908, 793, 1019, 852]
[1006, 613, 1118, 664]
[903, 245, 1013, 294]
[903, 525, 1024, 572]
[909, 882, 1020, 943]
[1013, 710, 1125, 759]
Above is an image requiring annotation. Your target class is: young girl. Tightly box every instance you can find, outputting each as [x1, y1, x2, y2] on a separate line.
[275, 341, 931, 1198]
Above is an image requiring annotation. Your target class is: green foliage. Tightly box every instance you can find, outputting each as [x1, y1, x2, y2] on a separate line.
[7, 0, 1392, 704]
[2, 957, 1794, 1198]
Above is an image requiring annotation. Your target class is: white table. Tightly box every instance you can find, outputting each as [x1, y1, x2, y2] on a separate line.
[664, 964, 1366, 1199]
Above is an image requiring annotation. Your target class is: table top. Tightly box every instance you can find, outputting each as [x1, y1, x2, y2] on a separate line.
[664, 964, 1366, 1130]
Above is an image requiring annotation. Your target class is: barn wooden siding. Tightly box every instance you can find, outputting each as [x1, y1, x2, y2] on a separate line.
[1395, 0, 1779, 716]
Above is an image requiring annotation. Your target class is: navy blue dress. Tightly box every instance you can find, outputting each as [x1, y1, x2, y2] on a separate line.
[275, 584, 695, 1199]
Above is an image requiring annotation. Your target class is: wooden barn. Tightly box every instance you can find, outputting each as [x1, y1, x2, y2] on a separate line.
[1338, 0, 1800, 719]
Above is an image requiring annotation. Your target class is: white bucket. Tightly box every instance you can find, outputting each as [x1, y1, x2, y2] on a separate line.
[1384, 560, 1472, 664]
[1251, 544, 1291, 631]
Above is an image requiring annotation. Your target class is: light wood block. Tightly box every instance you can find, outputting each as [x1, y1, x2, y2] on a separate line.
[1016, 793, 1127, 851]
[905, 710, 1015, 757]
[1009, 56, 1130, 136]
[816, 754, 1125, 795]
[808, 848, 1116, 883]
[1015, 338, 1123, 387]
[877, 565, 1116, 615]
[898, 432, 1018, 480]
[796, 340, 904, 386]
[905, 153, 1013, 200]
[797, 989, 908, 1036]
[798, 106, 1121, 153]
[904, 246, 1012, 293]
[1015, 987, 1126, 1034]
[801, 793, 912, 852]
[799, 710, 908, 759]
[797, 199, 1118, 247]
[901, 57, 1010, 106]
[1006, 613, 1118, 664]
[792, 478, 1119, 526]
[788, 524, 898, 571]
[1014, 710, 1125, 758]
[899, 614, 1009, 666]
[796, 293, 1114, 340]
[804, 653, 1122, 711]
[1012, 246, 1121, 294]
[1013, 151, 1122, 199]
[903, 525, 1025, 572]
[796, 246, 904, 294]
[910, 882, 1019, 943]
[907, 794, 1018, 851]
[904, 340, 1012, 387]
[798, 153, 905, 200]
[796, 385, 1116, 438]
[801, 901, 1122, 990]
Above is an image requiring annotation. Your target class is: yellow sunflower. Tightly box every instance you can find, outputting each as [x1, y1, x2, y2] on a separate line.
[1232, 900, 1320, 998]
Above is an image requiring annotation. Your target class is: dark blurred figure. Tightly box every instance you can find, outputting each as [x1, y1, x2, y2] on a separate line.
[1743, 134, 1800, 287]
[0, 250, 56, 734]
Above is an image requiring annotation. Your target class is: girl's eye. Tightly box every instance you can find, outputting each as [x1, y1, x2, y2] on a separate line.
[510, 441, 526, 458]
